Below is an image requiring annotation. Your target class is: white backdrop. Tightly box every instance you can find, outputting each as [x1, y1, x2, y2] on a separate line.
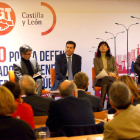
[0, 0, 140, 94]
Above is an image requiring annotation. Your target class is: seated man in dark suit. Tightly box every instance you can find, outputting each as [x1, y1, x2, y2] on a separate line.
[74, 72, 103, 112]
[19, 75, 53, 116]
[51, 41, 82, 90]
[46, 80, 95, 132]
[13, 44, 42, 96]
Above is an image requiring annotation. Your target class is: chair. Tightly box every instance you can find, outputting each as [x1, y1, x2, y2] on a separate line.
[55, 122, 104, 137]
[50, 68, 56, 88]
[8, 70, 49, 94]
[92, 67, 101, 91]
[34, 115, 48, 125]
[94, 110, 108, 122]
[86, 92, 91, 95]
[8, 71, 16, 82]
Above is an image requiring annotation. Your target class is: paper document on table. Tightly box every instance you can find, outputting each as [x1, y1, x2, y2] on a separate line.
[96, 69, 108, 79]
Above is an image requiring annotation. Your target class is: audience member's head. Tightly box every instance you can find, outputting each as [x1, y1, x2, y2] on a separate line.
[3, 81, 21, 99]
[118, 75, 140, 101]
[74, 72, 89, 90]
[19, 75, 36, 96]
[59, 80, 77, 98]
[109, 81, 132, 110]
[0, 86, 16, 116]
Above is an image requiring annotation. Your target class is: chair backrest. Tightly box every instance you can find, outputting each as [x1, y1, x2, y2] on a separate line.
[34, 116, 48, 125]
[86, 92, 91, 95]
[92, 67, 96, 86]
[55, 122, 104, 137]
[50, 69, 56, 87]
[94, 110, 108, 121]
[8, 70, 16, 82]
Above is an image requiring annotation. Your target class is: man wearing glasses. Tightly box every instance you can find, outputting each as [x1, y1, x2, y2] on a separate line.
[13, 44, 42, 96]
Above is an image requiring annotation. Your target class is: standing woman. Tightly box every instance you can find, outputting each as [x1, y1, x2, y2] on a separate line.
[93, 41, 118, 107]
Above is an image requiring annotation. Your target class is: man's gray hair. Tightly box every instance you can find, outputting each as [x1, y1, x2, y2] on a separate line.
[59, 82, 76, 97]
[19, 44, 32, 55]
[109, 81, 131, 109]
[74, 72, 89, 89]
[19, 75, 36, 96]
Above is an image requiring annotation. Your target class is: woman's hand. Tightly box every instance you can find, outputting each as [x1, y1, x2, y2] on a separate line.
[108, 72, 116, 78]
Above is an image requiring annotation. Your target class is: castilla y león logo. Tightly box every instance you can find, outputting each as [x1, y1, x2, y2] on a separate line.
[0, 2, 16, 35]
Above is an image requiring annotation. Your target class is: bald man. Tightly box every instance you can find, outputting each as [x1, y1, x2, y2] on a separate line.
[19, 75, 53, 116]
[46, 80, 95, 132]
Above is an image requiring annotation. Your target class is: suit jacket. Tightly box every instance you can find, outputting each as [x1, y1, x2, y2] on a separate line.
[22, 94, 53, 116]
[51, 53, 81, 90]
[104, 105, 140, 140]
[46, 96, 95, 132]
[134, 55, 140, 83]
[13, 57, 42, 82]
[93, 56, 118, 87]
[78, 90, 103, 112]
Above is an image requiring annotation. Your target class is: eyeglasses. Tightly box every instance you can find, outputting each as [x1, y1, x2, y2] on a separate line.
[25, 53, 32, 55]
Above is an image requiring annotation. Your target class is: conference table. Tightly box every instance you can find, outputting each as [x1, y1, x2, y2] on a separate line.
[37, 134, 103, 140]
[69, 134, 103, 140]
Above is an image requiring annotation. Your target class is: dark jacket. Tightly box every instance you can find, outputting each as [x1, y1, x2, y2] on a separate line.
[0, 116, 36, 140]
[78, 90, 103, 112]
[46, 96, 95, 132]
[51, 53, 81, 90]
[13, 57, 42, 82]
[23, 94, 53, 116]
[134, 55, 140, 83]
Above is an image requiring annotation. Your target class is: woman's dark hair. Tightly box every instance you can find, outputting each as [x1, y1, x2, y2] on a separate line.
[3, 81, 21, 99]
[96, 41, 112, 57]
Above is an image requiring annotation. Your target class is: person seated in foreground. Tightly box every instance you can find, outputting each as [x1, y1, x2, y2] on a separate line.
[0, 86, 36, 140]
[74, 72, 103, 112]
[46, 80, 95, 132]
[87, 81, 140, 140]
[104, 81, 140, 140]
[3, 81, 35, 129]
[19, 75, 53, 116]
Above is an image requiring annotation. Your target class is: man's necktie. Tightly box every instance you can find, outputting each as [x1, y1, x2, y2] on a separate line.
[68, 57, 73, 80]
